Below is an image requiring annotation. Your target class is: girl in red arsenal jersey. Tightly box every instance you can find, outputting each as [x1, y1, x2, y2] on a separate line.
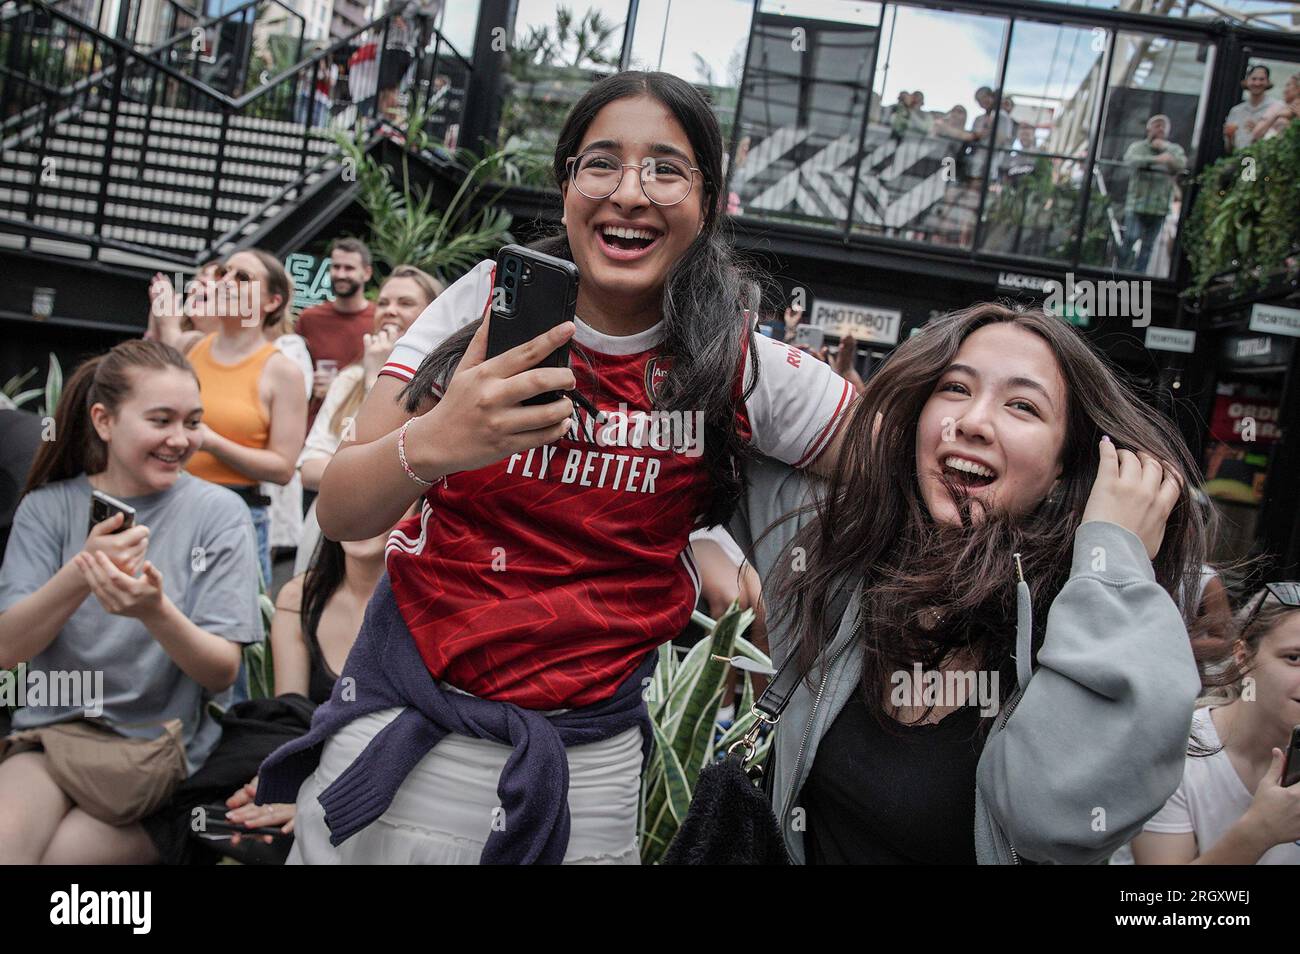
[260, 72, 854, 864]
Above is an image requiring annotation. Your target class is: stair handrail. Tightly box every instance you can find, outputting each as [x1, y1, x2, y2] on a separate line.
[143, 0, 307, 64]
[2, 0, 475, 264]
[15, 0, 373, 110]
[12, 0, 472, 111]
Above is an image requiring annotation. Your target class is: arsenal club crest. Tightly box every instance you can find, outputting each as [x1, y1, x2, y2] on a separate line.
[644, 355, 670, 403]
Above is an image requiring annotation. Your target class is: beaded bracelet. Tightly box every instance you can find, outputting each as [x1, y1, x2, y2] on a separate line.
[397, 417, 440, 487]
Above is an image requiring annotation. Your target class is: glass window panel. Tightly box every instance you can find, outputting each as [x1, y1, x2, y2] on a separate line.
[979, 20, 1106, 261]
[729, 1, 883, 230]
[847, 5, 1009, 248]
[1054, 1, 1300, 31]
[497, 0, 629, 156]
[1081, 31, 1214, 277]
[627, 0, 753, 144]
[436, 0, 480, 58]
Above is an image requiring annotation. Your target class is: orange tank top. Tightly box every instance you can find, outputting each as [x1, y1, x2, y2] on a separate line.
[187, 334, 278, 487]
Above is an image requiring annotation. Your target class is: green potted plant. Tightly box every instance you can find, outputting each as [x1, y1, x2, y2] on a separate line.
[639, 602, 773, 864]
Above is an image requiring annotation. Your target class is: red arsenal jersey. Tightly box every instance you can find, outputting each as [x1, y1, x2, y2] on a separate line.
[380, 260, 853, 709]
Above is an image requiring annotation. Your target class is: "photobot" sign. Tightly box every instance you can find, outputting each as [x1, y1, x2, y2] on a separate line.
[809, 298, 901, 345]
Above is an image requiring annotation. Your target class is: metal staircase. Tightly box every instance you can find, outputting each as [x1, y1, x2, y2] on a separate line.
[0, 0, 471, 276]
[2, 100, 336, 258]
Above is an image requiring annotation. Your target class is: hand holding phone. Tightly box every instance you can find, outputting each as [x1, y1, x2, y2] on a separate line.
[84, 491, 148, 576]
[90, 489, 135, 535]
[486, 245, 579, 406]
[795, 324, 825, 352]
[196, 802, 291, 841]
[406, 312, 577, 479]
[1244, 731, 1300, 851]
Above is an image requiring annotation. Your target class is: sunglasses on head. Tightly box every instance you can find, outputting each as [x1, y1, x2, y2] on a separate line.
[1240, 581, 1300, 635]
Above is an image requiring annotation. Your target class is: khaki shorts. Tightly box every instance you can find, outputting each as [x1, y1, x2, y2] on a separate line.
[0, 719, 186, 826]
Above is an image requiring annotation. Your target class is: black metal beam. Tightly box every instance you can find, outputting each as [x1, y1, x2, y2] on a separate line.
[459, 0, 512, 156]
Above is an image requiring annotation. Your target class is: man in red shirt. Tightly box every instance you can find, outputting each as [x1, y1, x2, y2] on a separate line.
[296, 237, 376, 428]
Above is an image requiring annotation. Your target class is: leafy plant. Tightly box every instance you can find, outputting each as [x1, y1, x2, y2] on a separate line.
[1183, 119, 1300, 295]
[638, 602, 772, 864]
[0, 353, 63, 416]
[336, 114, 523, 283]
[981, 156, 1112, 263]
[244, 589, 277, 700]
[497, 5, 623, 157]
[514, 6, 621, 72]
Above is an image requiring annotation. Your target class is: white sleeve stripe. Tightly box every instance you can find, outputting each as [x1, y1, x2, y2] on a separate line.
[679, 546, 702, 603]
[379, 361, 417, 382]
[794, 378, 855, 468]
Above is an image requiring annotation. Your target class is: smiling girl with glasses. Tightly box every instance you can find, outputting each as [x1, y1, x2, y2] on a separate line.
[257, 71, 857, 865]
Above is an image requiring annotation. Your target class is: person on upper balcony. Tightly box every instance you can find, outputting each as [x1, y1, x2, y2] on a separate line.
[1120, 114, 1187, 275]
[1224, 64, 1277, 151]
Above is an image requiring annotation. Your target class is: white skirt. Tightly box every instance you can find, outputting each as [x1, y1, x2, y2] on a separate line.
[288, 706, 644, 864]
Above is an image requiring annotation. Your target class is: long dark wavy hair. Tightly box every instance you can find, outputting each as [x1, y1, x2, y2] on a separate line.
[768, 302, 1211, 723]
[301, 535, 346, 646]
[401, 71, 762, 526]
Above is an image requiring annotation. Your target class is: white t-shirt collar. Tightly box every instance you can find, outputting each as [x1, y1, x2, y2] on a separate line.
[573, 314, 665, 355]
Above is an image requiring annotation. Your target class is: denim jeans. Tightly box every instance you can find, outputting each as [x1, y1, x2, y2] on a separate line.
[248, 504, 272, 592]
[1121, 211, 1166, 273]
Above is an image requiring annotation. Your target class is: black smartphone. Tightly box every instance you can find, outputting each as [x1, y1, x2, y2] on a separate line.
[1283, 725, 1300, 787]
[487, 244, 579, 406]
[195, 803, 287, 839]
[89, 489, 136, 535]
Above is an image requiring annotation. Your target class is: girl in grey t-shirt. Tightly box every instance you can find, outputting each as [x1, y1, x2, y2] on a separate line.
[0, 340, 261, 864]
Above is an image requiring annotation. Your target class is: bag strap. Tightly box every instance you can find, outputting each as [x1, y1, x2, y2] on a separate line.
[752, 579, 858, 724]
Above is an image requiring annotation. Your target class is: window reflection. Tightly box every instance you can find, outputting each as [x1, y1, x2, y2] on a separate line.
[627, 0, 753, 145]
[478, 0, 1242, 281]
[729, 1, 883, 229]
[1081, 32, 1213, 277]
[436, 0, 480, 58]
[979, 20, 1104, 261]
[1222, 57, 1300, 153]
[497, 0, 628, 170]
[852, 4, 1009, 248]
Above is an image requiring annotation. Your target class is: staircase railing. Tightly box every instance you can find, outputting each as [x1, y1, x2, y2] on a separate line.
[0, 0, 472, 264]
[141, 0, 307, 98]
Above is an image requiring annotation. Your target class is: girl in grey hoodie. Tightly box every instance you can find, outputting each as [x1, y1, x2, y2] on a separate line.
[729, 303, 1208, 864]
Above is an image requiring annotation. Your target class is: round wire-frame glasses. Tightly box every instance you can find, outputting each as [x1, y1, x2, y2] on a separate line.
[565, 150, 703, 207]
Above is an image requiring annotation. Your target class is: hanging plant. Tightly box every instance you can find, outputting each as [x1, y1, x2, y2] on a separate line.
[1183, 120, 1300, 295]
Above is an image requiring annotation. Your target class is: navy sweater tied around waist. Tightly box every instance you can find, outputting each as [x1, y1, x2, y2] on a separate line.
[256, 574, 656, 864]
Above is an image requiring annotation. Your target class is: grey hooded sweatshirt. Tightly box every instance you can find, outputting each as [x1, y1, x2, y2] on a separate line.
[727, 458, 1200, 864]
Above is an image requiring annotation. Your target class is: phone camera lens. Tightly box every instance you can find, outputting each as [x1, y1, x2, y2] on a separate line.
[505, 259, 517, 272]
[504, 275, 515, 288]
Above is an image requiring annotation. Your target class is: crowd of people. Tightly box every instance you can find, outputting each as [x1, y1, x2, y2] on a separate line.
[877, 61, 1300, 276]
[0, 69, 1297, 866]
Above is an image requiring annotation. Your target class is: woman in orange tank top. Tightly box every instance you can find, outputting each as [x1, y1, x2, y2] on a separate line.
[186, 249, 307, 586]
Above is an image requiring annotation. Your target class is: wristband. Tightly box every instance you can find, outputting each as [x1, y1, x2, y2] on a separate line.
[397, 417, 442, 488]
